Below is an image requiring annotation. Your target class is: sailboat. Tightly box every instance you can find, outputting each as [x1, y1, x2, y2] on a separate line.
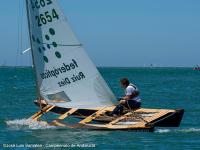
[25, 0, 184, 132]
[194, 65, 200, 70]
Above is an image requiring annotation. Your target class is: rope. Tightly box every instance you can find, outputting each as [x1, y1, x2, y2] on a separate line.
[122, 101, 149, 124]
[15, 0, 21, 66]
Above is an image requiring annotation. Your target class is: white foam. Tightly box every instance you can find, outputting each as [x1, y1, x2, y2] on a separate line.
[155, 129, 171, 133]
[6, 118, 58, 130]
[178, 128, 200, 133]
[155, 128, 200, 133]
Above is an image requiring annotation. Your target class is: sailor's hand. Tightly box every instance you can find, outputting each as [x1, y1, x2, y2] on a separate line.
[119, 100, 126, 104]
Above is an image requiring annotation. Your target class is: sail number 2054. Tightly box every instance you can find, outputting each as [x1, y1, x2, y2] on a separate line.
[35, 9, 59, 27]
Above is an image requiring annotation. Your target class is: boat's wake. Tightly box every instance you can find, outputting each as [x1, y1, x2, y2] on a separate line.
[6, 119, 58, 130]
[155, 128, 200, 133]
[6, 119, 197, 133]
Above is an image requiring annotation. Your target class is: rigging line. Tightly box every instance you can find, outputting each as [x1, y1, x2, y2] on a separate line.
[27, 30, 32, 67]
[29, 49, 33, 67]
[15, 0, 25, 66]
[124, 104, 149, 124]
[15, 0, 21, 67]
[20, 1, 25, 66]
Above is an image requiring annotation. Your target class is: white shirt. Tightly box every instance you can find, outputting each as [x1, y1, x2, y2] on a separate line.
[125, 84, 141, 102]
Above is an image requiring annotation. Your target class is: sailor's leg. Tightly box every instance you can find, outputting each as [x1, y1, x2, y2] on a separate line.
[109, 104, 124, 115]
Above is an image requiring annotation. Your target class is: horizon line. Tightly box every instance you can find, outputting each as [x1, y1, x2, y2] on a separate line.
[0, 65, 195, 68]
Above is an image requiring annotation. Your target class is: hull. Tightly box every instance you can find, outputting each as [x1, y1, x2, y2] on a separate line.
[34, 100, 184, 130]
[148, 109, 184, 127]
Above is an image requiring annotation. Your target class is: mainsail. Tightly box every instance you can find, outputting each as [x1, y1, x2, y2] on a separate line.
[26, 0, 115, 108]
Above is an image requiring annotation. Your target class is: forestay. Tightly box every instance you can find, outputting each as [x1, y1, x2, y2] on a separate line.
[26, 0, 115, 108]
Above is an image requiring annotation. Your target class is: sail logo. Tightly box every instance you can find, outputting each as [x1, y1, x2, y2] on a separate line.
[32, 27, 62, 63]
[40, 59, 79, 79]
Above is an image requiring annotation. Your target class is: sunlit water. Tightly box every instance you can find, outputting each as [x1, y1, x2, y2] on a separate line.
[1, 67, 200, 149]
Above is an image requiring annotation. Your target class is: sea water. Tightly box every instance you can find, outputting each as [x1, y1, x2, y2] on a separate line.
[0, 67, 200, 150]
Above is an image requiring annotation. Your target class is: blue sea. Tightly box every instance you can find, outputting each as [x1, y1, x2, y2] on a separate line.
[0, 67, 200, 150]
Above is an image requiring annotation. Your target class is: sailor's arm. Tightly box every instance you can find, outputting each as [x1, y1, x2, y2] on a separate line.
[119, 95, 132, 104]
[119, 90, 140, 104]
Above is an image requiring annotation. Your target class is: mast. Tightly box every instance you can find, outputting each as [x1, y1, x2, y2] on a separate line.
[25, 0, 41, 99]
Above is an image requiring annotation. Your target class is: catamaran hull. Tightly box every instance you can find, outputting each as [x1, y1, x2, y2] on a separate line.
[34, 100, 184, 128]
[148, 109, 184, 127]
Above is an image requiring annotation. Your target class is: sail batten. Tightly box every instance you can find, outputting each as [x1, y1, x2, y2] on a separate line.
[26, 0, 115, 108]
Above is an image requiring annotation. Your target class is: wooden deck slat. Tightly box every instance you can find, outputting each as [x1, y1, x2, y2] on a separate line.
[79, 107, 114, 124]
[29, 105, 55, 120]
[107, 112, 132, 126]
[57, 108, 77, 120]
[50, 108, 78, 126]
[29, 105, 51, 119]
[33, 105, 55, 121]
[50, 120, 66, 127]
[144, 110, 171, 122]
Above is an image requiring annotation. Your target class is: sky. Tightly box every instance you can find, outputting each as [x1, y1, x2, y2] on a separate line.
[0, 0, 200, 67]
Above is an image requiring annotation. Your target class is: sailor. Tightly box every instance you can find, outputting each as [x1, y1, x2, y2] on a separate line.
[108, 78, 141, 116]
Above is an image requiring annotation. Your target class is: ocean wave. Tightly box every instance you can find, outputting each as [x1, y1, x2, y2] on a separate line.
[155, 129, 171, 133]
[155, 128, 200, 133]
[6, 118, 58, 130]
[178, 128, 200, 133]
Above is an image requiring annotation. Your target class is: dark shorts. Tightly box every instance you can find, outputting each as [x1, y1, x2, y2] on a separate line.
[111, 100, 141, 115]
[124, 100, 141, 109]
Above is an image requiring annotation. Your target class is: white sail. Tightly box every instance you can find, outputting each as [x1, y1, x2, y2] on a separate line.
[26, 0, 115, 108]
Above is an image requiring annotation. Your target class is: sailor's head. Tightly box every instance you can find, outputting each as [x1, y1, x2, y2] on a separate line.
[120, 78, 130, 89]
